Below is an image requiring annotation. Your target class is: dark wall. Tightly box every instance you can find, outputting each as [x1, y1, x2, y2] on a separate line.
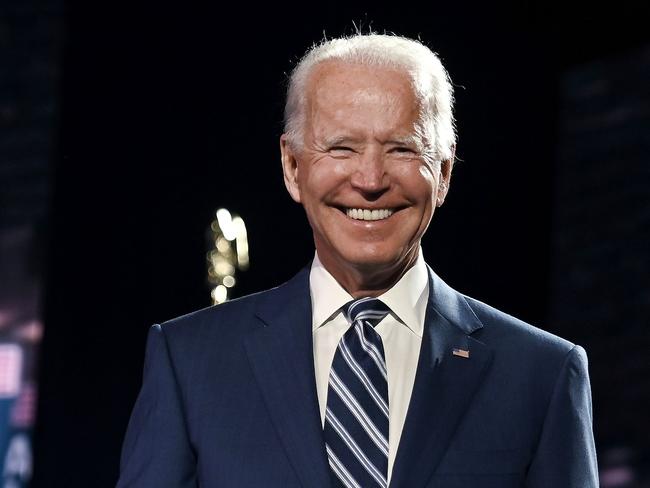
[33, 2, 649, 486]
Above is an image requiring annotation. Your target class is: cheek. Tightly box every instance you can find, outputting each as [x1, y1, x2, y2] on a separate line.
[418, 166, 439, 203]
[418, 164, 438, 185]
[302, 159, 348, 194]
[393, 163, 437, 202]
[318, 158, 349, 177]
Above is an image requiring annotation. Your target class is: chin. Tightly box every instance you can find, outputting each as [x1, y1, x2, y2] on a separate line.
[339, 245, 408, 271]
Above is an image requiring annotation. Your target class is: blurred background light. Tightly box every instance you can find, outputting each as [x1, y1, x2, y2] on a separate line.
[207, 208, 249, 304]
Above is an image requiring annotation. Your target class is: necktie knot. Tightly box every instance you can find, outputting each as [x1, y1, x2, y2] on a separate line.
[343, 297, 391, 328]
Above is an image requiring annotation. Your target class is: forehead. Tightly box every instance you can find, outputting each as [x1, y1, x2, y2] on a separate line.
[304, 61, 421, 137]
[307, 60, 416, 105]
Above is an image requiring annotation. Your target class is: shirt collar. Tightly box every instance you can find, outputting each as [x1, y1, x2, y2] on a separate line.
[309, 251, 429, 338]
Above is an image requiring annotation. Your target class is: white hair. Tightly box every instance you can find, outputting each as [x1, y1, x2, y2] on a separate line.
[284, 33, 456, 161]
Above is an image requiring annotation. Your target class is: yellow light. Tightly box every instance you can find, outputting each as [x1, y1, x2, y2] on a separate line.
[208, 208, 249, 303]
[216, 237, 230, 253]
[232, 217, 249, 270]
[216, 208, 237, 241]
[232, 217, 247, 239]
[215, 260, 235, 277]
[211, 285, 228, 304]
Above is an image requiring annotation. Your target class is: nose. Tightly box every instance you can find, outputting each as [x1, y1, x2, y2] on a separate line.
[349, 148, 389, 197]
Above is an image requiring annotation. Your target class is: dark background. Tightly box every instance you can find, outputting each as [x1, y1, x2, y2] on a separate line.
[3, 1, 644, 486]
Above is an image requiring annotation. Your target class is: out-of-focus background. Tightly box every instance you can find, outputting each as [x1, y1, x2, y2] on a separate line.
[0, 1, 648, 487]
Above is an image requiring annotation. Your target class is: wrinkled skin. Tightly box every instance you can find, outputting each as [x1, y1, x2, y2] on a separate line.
[281, 61, 453, 297]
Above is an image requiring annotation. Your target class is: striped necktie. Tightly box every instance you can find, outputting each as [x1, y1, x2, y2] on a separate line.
[324, 297, 391, 488]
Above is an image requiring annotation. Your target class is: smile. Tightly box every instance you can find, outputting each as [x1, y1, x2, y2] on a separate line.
[344, 208, 394, 221]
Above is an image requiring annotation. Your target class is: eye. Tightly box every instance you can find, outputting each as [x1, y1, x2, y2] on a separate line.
[390, 146, 417, 155]
[328, 146, 355, 157]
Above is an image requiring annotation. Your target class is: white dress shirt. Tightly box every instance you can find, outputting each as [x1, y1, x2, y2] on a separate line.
[310, 251, 429, 483]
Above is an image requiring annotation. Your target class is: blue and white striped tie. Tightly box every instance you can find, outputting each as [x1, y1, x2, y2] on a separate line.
[325, 297, 391, 488]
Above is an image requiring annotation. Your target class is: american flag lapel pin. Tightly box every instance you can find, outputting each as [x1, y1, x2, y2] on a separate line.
[452, 348, 470, 359]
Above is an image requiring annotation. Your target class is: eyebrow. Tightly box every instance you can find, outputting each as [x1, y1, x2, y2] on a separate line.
[385, 136, 420, 146]
[383, 135, 429, 152]
[321, 135, 363, 147]
[321, 134, 423, 148]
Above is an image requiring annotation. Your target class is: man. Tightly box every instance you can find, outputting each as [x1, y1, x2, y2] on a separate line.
[117, 34, 598, 487]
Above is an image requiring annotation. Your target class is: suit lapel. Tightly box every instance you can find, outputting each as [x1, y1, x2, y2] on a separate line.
[244, 267, 331, 488]
[389, 268, 494, 487]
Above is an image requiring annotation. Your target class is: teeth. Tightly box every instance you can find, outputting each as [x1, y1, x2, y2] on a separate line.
[345, 208, 394, 221]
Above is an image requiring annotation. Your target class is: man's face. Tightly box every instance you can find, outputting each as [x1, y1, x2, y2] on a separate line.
[281, 61, 452, 283]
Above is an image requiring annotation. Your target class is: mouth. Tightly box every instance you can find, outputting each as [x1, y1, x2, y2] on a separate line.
[339, 207, 397, 222]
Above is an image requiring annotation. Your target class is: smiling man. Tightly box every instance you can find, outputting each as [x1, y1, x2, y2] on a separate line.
[117, 34, 598, 488]
[280, 58, 450, 298]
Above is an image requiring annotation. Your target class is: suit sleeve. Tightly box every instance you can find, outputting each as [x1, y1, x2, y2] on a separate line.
[116, 324, 198, 488]
[526, 345, 599, 487]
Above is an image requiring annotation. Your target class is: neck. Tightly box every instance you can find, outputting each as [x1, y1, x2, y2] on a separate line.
[317, 249, 419, 299]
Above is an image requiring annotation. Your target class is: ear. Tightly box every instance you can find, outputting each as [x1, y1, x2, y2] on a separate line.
[280, 134, 301, 203]
[436, 144, 455, 207]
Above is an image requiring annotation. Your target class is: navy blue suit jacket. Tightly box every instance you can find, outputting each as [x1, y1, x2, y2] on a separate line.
[117, 266, 598, 487]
